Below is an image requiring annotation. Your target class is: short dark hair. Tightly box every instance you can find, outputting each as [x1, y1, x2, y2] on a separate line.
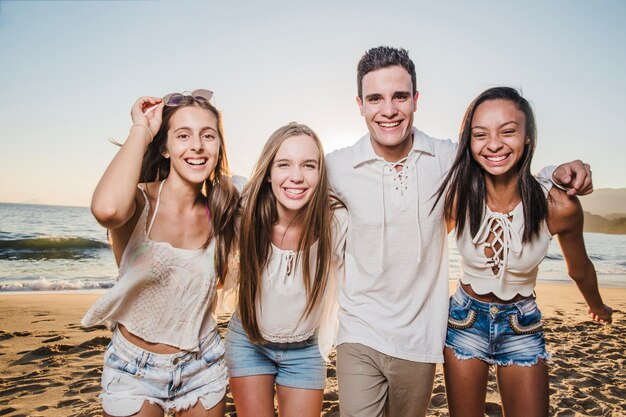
[357, 46, 417, 99]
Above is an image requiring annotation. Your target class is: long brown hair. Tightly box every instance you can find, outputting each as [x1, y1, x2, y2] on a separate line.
[140, 97, 239, 284]
[432, 86, 547, 242]
[237, 122, 343, 343]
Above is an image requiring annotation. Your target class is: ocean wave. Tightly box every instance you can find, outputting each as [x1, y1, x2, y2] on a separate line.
[0, 237, 109, 260]
[0, 277, 113, 292]
[544, 253, 564, 260]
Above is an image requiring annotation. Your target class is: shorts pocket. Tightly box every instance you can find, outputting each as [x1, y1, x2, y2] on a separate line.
[447, 299, 478, 330]
[201, 337, 226, 366]
[104, 350, 139, 376]
[508, 308, 544, 335]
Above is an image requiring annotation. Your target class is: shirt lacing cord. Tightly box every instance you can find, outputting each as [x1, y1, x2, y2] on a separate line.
[283, 251, 295, 279]
[378, 153, 422, 272]
[472, 210, 522, 280]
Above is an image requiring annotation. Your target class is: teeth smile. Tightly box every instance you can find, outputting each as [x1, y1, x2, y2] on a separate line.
[285, 189, 305, 195]
[377, 121, 401, 128]
[485, 155, 508, 162]
[186, 158, 207, 165]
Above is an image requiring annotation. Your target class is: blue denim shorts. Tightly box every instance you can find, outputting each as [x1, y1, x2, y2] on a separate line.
[445, 286, 551, 367]
[225, 314, 326, 390]
[100, 329, 228, 416]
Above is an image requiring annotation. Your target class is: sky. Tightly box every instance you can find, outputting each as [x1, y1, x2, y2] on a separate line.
[0, 0, 625, 207]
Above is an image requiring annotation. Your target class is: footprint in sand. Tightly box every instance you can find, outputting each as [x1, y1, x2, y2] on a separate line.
[42, 335, 69, 343]
[75, 336, 110, 350]
[57, 398, 84, 408]
[0, 331, 32, 341]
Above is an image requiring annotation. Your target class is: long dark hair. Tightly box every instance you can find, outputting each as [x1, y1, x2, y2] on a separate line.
[433, 86, 547, 242]
[237, 122, 344, 344]
[140, 97, 239, 285]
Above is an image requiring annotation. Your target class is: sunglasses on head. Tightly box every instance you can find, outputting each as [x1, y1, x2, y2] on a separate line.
[163, 89, 214, 107]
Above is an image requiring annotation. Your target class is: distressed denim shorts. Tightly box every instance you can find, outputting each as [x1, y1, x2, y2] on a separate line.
[445, 285, 551, 367]
[225, 314, 326, 390]
[100, 328, 228, 416]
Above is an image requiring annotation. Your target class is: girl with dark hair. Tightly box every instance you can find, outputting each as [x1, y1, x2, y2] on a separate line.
[224, 122, 347, 417]
[434, 87, 612, 417]
[82, 91, 240, 417]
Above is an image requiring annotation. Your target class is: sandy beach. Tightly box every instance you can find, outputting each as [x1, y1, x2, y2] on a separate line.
[1, 282, 624, 417]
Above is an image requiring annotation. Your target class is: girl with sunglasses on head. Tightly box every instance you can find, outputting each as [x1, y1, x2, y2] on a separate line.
[433, 87, 612, 417]
[82, 90, 240, 417]
[224, 122, 347, 417]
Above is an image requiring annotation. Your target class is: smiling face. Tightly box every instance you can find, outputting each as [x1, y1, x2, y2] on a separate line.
[470, 99, 528, 179]
[268, 134, 321, 220]
[162, 105, 221, 186]
[357, 65, 419, 161]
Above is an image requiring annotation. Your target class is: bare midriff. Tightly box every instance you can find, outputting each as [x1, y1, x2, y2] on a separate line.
[118, 324, 182, 354]
[461, 282, 529, 304]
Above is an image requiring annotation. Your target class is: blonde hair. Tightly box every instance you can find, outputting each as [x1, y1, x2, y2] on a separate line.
[237, 122, 343, 343]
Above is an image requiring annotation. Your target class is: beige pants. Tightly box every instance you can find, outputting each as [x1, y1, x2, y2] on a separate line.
[336, 343, 436, 417]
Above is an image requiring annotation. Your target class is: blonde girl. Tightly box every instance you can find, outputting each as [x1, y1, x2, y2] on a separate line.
[225, 122, 347, 417]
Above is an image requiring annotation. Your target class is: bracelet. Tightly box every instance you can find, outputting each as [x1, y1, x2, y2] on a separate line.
[131, 123, 154, 143]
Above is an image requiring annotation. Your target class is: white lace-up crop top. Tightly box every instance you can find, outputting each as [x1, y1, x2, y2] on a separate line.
[456, 181, 553, 300]
[81, 182, 220, 351]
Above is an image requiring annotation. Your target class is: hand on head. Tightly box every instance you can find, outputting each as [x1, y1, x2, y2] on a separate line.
[130, 96, 165, 143]
[553, 160, 593, 196]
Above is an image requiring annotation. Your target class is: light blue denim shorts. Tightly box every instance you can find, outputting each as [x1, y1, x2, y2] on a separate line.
[100, 328, 228, 416]
[445, 285, 551, 367]
[225, 314, 326, 390]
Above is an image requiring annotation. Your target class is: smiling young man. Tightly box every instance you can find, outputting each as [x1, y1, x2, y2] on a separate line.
[325, 46, 592, 417]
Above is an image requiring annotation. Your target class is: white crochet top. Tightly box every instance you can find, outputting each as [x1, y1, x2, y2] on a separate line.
[82, 182, 219, 351]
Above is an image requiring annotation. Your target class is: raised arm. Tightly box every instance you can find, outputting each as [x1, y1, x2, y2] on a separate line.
[91, 97, 163, 229]
[547, 188, 612, 324]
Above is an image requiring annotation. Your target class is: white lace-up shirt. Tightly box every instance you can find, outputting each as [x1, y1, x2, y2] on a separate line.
[326, 128, 456, 363]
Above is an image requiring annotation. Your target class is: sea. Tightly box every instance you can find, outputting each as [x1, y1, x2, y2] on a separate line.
[1, 202, 625, 292]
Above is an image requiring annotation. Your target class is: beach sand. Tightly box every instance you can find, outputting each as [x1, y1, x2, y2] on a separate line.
[1, 283, 624, 417]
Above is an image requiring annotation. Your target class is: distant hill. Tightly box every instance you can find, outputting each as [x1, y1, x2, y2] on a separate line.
[579, 188, 626, 217]
[584, 212, 626, 235]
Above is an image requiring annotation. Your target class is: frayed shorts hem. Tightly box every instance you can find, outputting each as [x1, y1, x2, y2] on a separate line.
[445, 344, 552, 367]
[100, 386, 226, 416]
